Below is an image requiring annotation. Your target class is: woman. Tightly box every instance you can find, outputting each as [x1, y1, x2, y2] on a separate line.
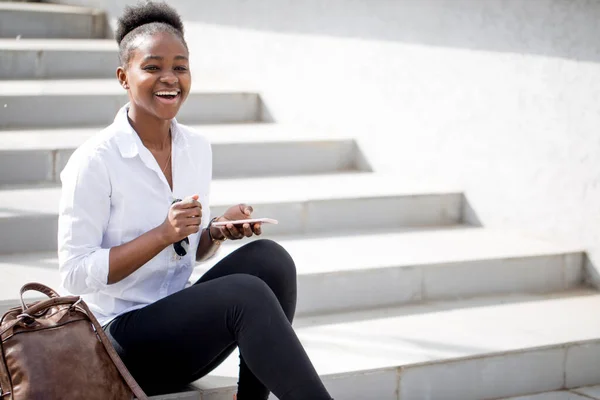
[57, 2, 333, 399]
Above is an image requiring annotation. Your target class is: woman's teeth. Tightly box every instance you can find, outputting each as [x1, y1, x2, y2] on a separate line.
[155, 91, 179, 97]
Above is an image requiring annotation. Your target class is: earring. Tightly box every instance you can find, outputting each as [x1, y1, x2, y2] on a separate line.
[123, 83, 129, 89]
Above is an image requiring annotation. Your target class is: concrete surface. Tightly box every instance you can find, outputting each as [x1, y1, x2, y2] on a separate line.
[2, 1, 600, 398]
[45, 0, 600, 287]
[0, 79, 264, 128]
[0, 124, 370, 184]
[195, 227, 586, 313]
[150, 391, 200, 400]
[0, 227, 586, 316]
[566, 342, 600, 388]
[573, 385, 600, 399]
[0, 174, 464, 252]
[0, 2, 106, 39]
[191, 290, 600, 399]
[0, 39, 117, 79]
[501, 391, 595, 400]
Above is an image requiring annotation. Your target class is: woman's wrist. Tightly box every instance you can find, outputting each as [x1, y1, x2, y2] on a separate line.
[155, 223, 175, 247]
[208, 216, 226, 242]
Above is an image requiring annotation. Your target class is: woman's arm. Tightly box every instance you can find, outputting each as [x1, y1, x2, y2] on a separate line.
[107, 226, 170, 284]
[59, 152, 113, 295]
[108, 196, 202, 284]
[59, 149, 203, 291]
[195, 226, 222, 262]
[195, 204, 263, 262]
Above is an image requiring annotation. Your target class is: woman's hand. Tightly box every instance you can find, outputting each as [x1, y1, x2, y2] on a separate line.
[211, 203, 262, 240]
[160, 194, 202, 244]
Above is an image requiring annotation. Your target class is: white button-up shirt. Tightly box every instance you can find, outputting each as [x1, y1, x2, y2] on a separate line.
[58, 104, 212, 326]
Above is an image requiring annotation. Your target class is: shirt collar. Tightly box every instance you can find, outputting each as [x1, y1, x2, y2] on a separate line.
[113, 103, 187, 159]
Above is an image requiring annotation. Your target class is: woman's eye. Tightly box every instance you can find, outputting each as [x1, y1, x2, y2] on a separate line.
[175, 66, 188, 71]
[143, 65, 159, 71]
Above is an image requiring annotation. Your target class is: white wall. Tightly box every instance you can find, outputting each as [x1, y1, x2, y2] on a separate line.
[52, 0, 600, 284]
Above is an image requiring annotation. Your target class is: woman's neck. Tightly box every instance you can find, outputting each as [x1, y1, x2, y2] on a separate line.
[127, 105, 171, 151]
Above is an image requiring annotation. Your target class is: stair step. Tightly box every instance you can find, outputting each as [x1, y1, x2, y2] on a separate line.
[198, 227, 584, 314]
[149, 391, 200, 400]
[0, 39, 117, 79]
[0, 3, 106, 39]
[500, 390, 594, 399]
[0, 228, 584, 316]
[573, 386, 600, 399]
[0, 174, 463, 253]
[193, 289, 600, 400]
[0, 79, 264, 129]
[0, 124, 370, 184]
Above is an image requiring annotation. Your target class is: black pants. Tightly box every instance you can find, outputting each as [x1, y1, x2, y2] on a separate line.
[104, 239, 332, 400]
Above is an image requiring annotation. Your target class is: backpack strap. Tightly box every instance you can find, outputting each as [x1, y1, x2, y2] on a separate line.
[0, 321, 14, 400]
[79, 302, 149, 400]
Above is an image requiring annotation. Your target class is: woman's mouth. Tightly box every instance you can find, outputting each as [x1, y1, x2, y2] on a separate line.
[154, 90, 181, 104]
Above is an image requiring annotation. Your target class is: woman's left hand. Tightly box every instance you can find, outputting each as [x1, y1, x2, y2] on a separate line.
[212, 203, 262, 241]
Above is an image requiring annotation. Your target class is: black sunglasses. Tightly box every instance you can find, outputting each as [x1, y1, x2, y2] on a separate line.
[171, 198, 189, 257]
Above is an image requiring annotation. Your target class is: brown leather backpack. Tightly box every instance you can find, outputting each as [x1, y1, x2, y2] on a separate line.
[0, 283, 148, 400]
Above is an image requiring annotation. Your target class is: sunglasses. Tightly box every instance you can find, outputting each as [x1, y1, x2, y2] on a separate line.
[171, 198, 189, 257]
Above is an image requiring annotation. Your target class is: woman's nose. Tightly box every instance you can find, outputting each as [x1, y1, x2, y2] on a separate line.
[160, 72, 178, 85]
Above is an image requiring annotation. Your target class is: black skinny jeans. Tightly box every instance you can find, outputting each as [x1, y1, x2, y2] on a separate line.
[104, 239, 332, 400]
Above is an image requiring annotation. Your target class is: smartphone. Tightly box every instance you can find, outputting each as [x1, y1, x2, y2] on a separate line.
[211, 218, 278, 227]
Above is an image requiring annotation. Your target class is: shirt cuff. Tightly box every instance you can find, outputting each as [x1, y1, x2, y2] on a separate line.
[84, 248, 111, 290]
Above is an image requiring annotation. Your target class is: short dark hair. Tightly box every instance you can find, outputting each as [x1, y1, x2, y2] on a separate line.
[116, 1, 187, 67]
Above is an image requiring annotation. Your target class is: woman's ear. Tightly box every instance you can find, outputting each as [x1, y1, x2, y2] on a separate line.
[117, 66, 129, 90]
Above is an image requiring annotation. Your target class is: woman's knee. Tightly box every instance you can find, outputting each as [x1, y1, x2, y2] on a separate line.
[222, 273, 278, 307]
[246, 239, 297, 280]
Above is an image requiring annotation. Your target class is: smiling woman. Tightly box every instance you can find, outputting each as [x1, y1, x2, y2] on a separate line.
[115, 3, 191, 189]
[117, 31, 189, 119]
[56, 1, 333, 400]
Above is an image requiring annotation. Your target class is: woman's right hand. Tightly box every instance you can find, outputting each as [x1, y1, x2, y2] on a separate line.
[159, 194, 202, 244]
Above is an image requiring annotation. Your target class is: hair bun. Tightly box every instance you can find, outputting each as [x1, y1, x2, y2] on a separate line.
[116, 1, 184, 45]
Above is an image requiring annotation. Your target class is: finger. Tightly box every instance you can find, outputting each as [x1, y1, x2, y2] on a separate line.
[174, 208, 202, 219]
[252, 223, 262, 236]
[242, 223, 253, 237]
[191, 199, 203, 210]
[221, 225, 235, 240]
[238, 203, 253, 216]
[228, 223, 243, 239]
[178, 198, 202, 209]
[216, 226, 229, 240]
[186, 205, 203, 218]
[226, 223, 243, 239]
[185, 216, 202, 227]
[172, 201, 190, 210]
[185, 225, 200, 235]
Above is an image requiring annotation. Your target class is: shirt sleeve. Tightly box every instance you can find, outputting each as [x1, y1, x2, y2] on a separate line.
[195, 134, 220, 261]
[58, 150, 112, 295]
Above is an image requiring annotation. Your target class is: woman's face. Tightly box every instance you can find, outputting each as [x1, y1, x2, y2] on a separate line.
[118, 31, 191, 121]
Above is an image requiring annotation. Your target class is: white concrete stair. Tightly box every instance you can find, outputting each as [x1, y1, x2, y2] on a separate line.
[0, 4, 598, 398]
[198, 227, 585, 315]
[189, 289, 600, 400]
[0, 79, 265, 128]
[573, 386, 600, 399]
[0, 174, 462, 253]
[0, 3, 107, 39]
[151, 391, 200, 400]
[0, 39, 117, 79]
[0, 124, 371, 184]
[500, 389, 600, 400]
[0, 228, 586, 316]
